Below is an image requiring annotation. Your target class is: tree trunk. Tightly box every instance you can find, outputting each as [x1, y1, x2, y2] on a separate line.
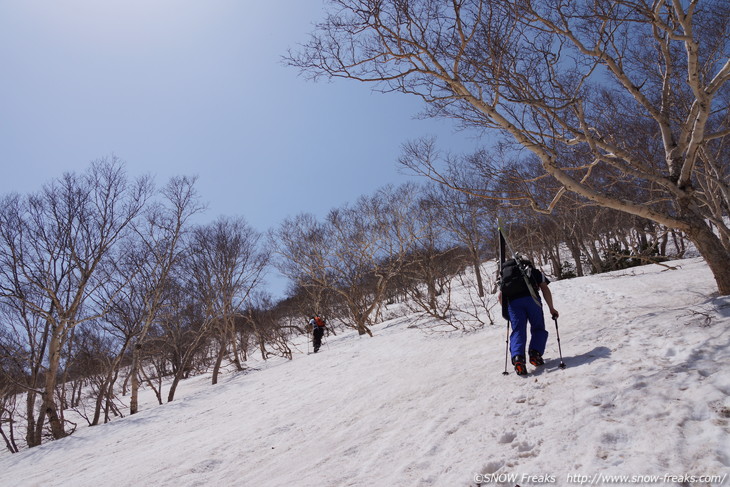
[167, 370, 184, 403]
[229, 322, 244, 371]
[547, 246, 562, 279]
[471, 251, 485, 297]
[25, 390, 40, 448]
[168, 327, 210, 402]
[672, 230, 687, 256]
[686, 220, 730, 295]
[211, 341, 227, 385]
[0, 416, 19, 453]
[139, 365, 163, 405]
[357, 324, 373, 336]
[129, 343, 142, 415]
[355, 316, 373, 337]
[426, 271, 438, 314]
[91, 374, 118, 426]
[585, 240, 604, 273]
[91, 381, 107, 426]
[250, 319, 268, 362]
[104, 369, 122, 423]
[41, 328, 66, 440]
[567, 237, 584, 277]
[92, 343, 129, 425]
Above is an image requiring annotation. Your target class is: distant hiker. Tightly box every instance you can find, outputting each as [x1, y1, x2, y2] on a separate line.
[498, 257, 559, 376]
[308, 315, 327, 353]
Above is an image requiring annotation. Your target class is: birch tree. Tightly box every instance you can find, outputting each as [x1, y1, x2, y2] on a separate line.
[274, 184, 421, 335]
[180, 217, 269, 388]
[289, 0, 730, 294]
[0, 158, 151, 443]
[123, 176, 203, 414]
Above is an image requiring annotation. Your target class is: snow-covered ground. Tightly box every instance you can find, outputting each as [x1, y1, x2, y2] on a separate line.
[1, 257, 729, 486]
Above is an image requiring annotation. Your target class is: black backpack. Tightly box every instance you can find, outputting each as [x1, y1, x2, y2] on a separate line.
[500, 258, 535, 300]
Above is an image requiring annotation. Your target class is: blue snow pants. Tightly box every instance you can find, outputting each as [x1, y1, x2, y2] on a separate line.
[508, 295, 549, 359]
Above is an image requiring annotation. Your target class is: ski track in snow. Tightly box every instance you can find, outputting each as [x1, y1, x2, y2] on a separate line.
[1, 257, 729, 486]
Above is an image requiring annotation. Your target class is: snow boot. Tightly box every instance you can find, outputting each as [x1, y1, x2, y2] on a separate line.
[529, 350, 544, 367]
[512, 355, 527, 376]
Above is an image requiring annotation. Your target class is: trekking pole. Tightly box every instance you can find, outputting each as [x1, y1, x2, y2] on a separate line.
[502, 320, 510, 376]
[307, 323, 311, 355]
[553, 316, 566, 369]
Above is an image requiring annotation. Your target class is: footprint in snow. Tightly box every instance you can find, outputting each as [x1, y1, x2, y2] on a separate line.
[190, 459, 222, 474]
[498, 432, 517, 444]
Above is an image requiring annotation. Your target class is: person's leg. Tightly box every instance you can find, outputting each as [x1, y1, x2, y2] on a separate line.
[313, 327, 323, 352]
[508, 298, 529, 360]
[526, 300, 549, 359]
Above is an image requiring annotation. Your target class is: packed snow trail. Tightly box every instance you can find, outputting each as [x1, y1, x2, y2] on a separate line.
[1, 258, 728, 486]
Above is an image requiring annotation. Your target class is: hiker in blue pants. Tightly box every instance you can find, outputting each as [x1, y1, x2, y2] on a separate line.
[499, 258, 559, 375]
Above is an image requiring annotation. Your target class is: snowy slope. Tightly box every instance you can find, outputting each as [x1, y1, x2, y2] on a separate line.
[1, 257, 729, 486]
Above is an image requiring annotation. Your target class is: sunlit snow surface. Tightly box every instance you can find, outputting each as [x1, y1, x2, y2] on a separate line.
[2, 258, 728, 486]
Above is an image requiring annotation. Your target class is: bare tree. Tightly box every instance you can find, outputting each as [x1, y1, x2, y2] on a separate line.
[272, 213, 332, 318]
[122, 176, 203, 414]
[421, 169, 497, 297]
[0, 324, 22, 453]
[239, 292, 294, 361]
[62, 323, 125, 426]
[157, 281, 211, 401]
[402, 196, 454, 318]
[289, 0, 730, 294]
[0, 275, 54, 448]
[274, 184, 421, 335]
[0, 158, 151, 443]
[183, 216, 269, 387]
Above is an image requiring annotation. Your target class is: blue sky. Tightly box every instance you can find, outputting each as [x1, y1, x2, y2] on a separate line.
[0, 0, 480, 295]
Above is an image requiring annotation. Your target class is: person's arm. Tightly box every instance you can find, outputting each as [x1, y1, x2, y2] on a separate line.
[539, 282, 559, 318]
